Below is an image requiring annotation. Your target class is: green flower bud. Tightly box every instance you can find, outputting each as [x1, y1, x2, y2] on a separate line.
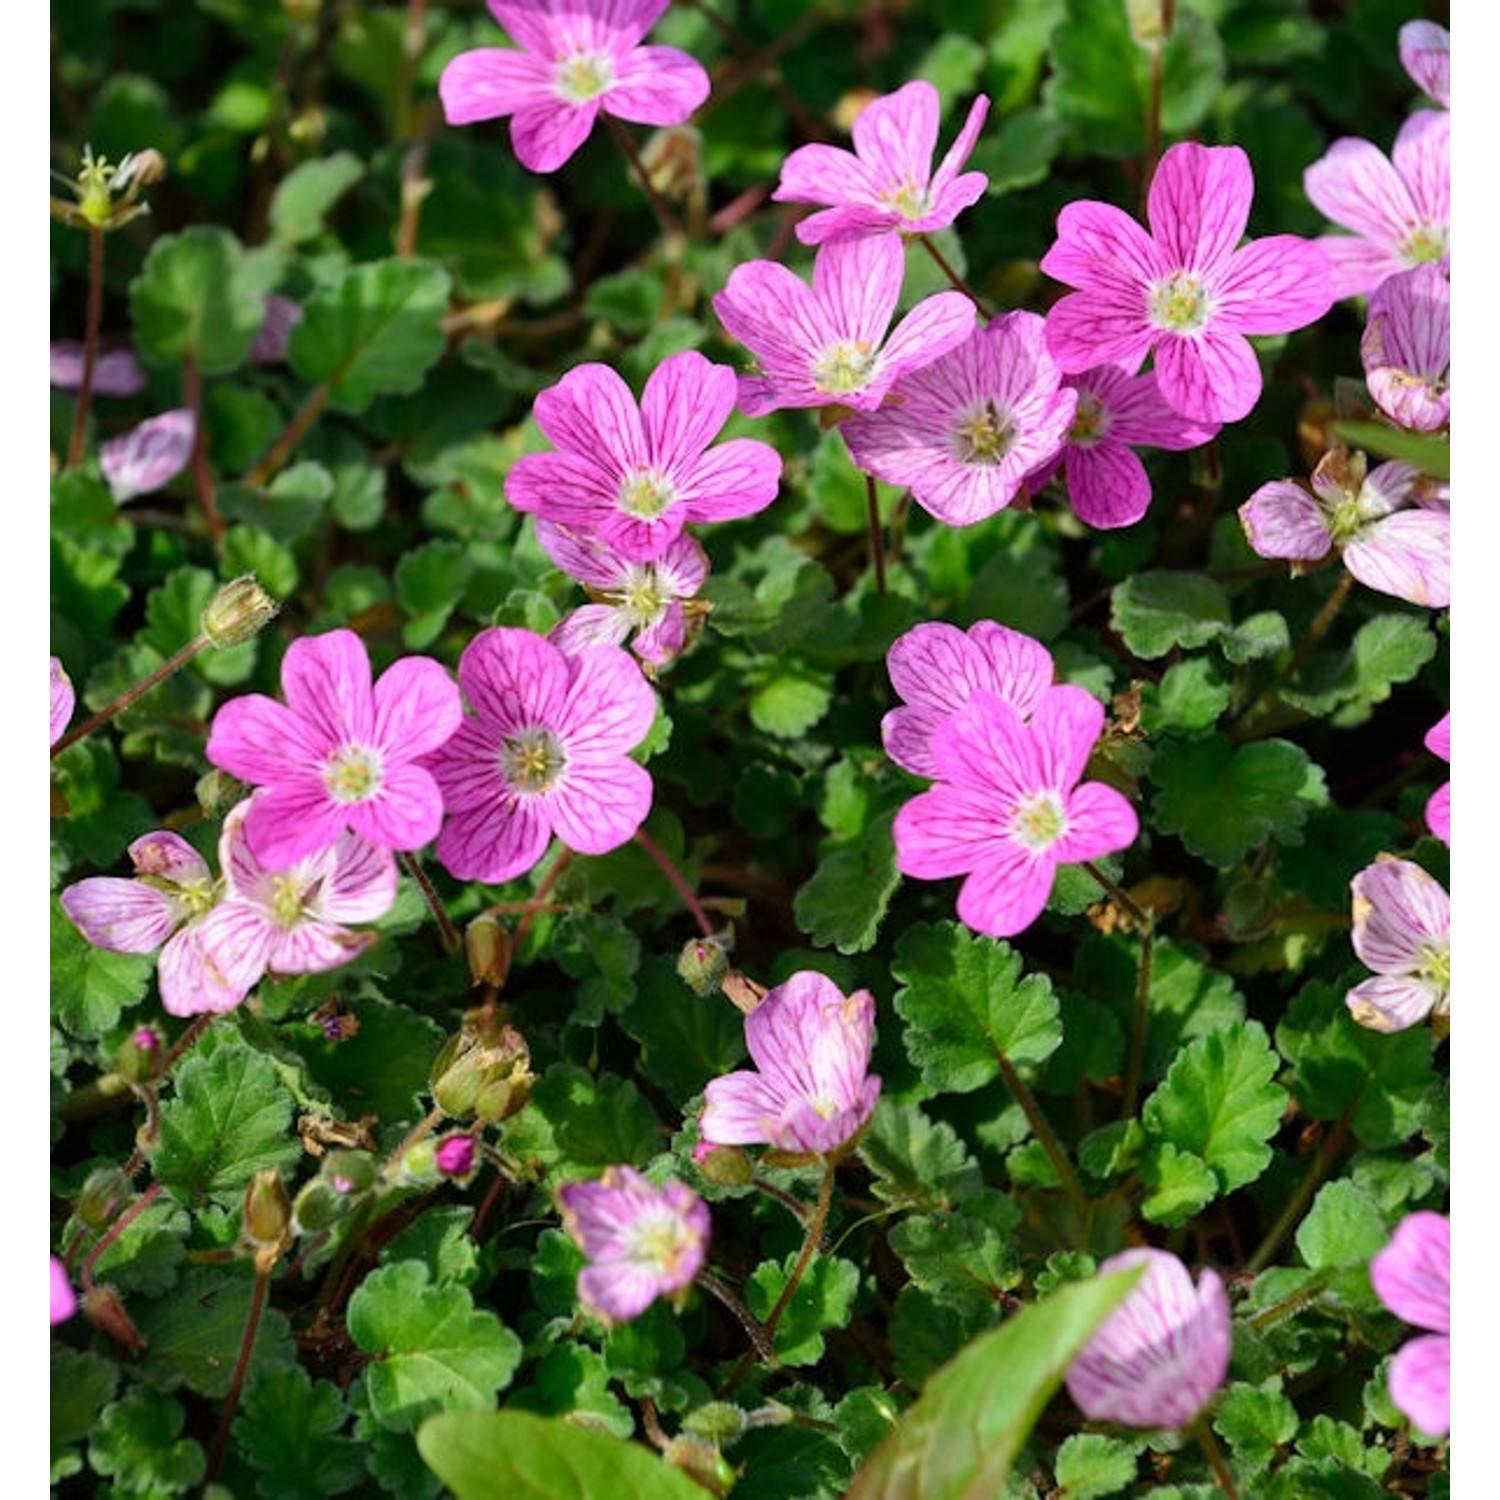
[196, 768, 248, 817]
[115, 1026, 162, 1085]
[291, 1179, 347, 1234]
[430, 1012, 533, 1123]
[677, 932, 732, 997]
[465, 915, 512, 990]
[77, 1167, 132, 1229]
[243, 1168, 292, 1253]
[82, 1283, 147, 1357]
[321, 1150, 376, 1196]
[663, 1436, 737, 1499]
[682, 1402, 748, 1445]
[1124, 0, 1170, 44]
[401, 1139, 439, 1186]
[202, 574, 279, 648]
[694, 1145, 753, 1188]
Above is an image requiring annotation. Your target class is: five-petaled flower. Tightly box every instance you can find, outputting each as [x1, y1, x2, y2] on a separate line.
[1066, 1248, 1232, 1430]
[206, 627, 463, 870]
[558, 1166, 710, 1323]
[425, 627, 657, 885]
[773, 79, 990, 245]
[1360, 263, 1449, 433]
[699, 970, 881, 1160]
[1371, 1210, 1450, 1437]
[1346, 854, 1449, 1033]
[1040, 141, 1333, 424]
[438, 0, 710, 174]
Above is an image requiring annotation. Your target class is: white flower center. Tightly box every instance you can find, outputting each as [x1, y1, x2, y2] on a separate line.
[880, 178, 932, 221]
[812, 340, 880, 396]
[1398, 223, 1447, 267]
[1147, 270, 1213, 334]
[618, 468, 676, 520]
[1068, 390, 1110, 447]
[619, 566, 671, 626]
[270, 875, 307, 930]
[1010, 790, 1067, 852]
[501, 727, 567, 794]
[628, 1210, 695, 1275]
[322, 745, 383, 804]
[953, 401, 1014, 465]
[554, 51, 615, 104]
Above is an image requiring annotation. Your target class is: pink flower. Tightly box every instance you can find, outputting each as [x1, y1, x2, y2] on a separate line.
[883, 620, 1055, 781]
[558, 1167, 710, 1323]
[1027, 364, 1219, 530]
[712, 233, 975, 417]
[538, 520, 710, 669]
[51, 1257, 77, 1325]
[1371, 1210, 1450, 1436]
[51, 657, 75, 746]
[1303, 110, 1449, 301]
[438, 0, 709, 175]
[1399, 21, 1449, 109]
[206, 628, 463, 869]
[1424, 713, 1449, 847]
[772, 80, 990, 246]
[505, 352, 782, 563]
[1360, 264, 1449, 432]
[893, 684, 1138, 939]
[1346, 855, 1449, 1033]
[426, 627, 656, 885]
[1040, 141, 1334, 424]
[840, 314, 1077, 527]
[250, 294, 303, 364]
[1065, 1248, 1232, 1429]
[50, 341, 146, 397]
[435, 1134, 478, 1178]
[1239, 449, 1448, 608]
[99, 409, 196, 504]
[699, 971, 881, 1160]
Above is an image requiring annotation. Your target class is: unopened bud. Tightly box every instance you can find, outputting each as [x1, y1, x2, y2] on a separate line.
[243, 1168, 292, 1252]
[202, 574, 279, 648]
[639, 125, 706, 206]
[683, 1402, 748, 1445]
[196, 767, 248, 816]
[322, 1150, 376, 1195]
[401, 1139, 439, 1185]
[292, 1179, 345, 1234]
[435, 1133, 477, 1179]
[430, 1012, 533, 1123]
[663, 1436, 737, 1499]
[77, 1167, 133, 1229]
[1124, 0, 1170, 43]
[82, 1283, 148, 1357]
[115, 1026, 162, 1085]
[465, 915, 512, 991]
[694, 1145, 753, 1188]
[677, 932, 732, 997]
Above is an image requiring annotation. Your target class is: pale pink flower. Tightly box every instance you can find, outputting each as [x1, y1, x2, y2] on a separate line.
[51, 1257, 77, 1325]
[1371, 1210, 1449, 1436]
[1424, 713, 1449, 847]
[893, 684, 1138, 939]
[51, 657, 75, 746]
[99, 409, 196, 504]
[840, 314, 1077, 526]
[426, 626, 656, 885]
[1026, 364, 1219, 529]
[438, 0, 709, 175]
[50, 341, 146, 397]
[1303, 110, 1449, 301]
[206, 628, 463, 870]
[505, 351, 782, 563]
[1399, 21, 1449, 109]
[699, 971, 881, 1159]
[558, 1166, 710, 1323]
[1239, 450, 1448, 608]
[712, 233, 975, 417]
[1360, 264, 1449, 432]
[1041, 141, 1334, 424]
[883, 620, 1055, 780]
[538, 520, 709, 668]
[1346, 855, 1449, 1033]
[1066, 1248, 1232, 1429]
[773, 80, 990, 246]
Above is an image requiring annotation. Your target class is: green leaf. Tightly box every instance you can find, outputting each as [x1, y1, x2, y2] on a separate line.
[619, 956, 747, 1099]
[969, 106, 1067, 196]
[859, 1100, 982, 1211]
[887, 1190, 1022, 1321]
[1140, 657, 1232, 735]
[793, 808, 900, 954]
[1332, 420, 1449, 480]
[1294, 1180, 1390, 1271]
[222, 524, 300, 600]
[1141, 1021, 1287, 1192]
[1150, 735, 1325, 868]
[553, 912, 642, 1022]
[1281, 613, 1438, 725]
[417, 1409, 708, 1500]
[89, 1388, 205, 1495]
[1213, 1379, 1300, 1464]
[234, 1364, 366, 1499]
[1053, 1432, 1142, 1498]
[395, 538, 474, 647]
[268, 151, 365, 247]
[52, 1345, 121, 1480]
[748, 669, 834, 738]
[1139, 1140, 1220, 1226]
[298, 994, 445, 1122]
[1110, 571, 1231, 659]
[891, 921, 1061, 1093]
[519, 1344, 635, 1437]
[528, 1064, 663, 1173]
[88, 1194, 188, 1295]
[846, 1269, 1144, 1500]
[288, 258, 453, 413]
[348, 1261, 523, 1433]
[153, 1042, 302, 1207]
[50, 895, 154, 1038]
[747, 1252, 860, 1365]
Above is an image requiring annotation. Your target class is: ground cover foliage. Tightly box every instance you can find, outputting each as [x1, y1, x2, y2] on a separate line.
[51, 1, 1450, 1495]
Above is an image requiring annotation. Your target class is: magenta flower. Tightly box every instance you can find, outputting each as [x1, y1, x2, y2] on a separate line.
[840, 314, 1077, 526]
[437, 0, 710, 175]
[1360, 264, 1449, 433]
[426, 627, 656, 885]
[538, 520, 710, 669]
[1424, 713, 1449, 847]
[883, 620, 1055, 781]
[699, 971, 881, 1160]
[51, 1257, 77, 1325]
[1040, 141, 1334, 424]
[1027, 363, 1219, 530]
[558, 1167, 710, 1323]
[1303, 110, 1449, 301]
[1346, 855, 1449, 1034]
[712, 233, 975, 417]
[50, 341, 146, 397]
[435, 1134, 478, 1179]
[1400, 21, 1449, 109]
[505, 351, 782, 563]
[51, 657, 75, 746]
[206, 628, 463, 870]
[1371, 1210, 1450, 1436]
[773, 80, 990, 246]
[99, 408, 196, 504]
[893, 685, 1138, 939]
[1239, 450, 1449, 608]
[1065, 1248, 1232, 1429]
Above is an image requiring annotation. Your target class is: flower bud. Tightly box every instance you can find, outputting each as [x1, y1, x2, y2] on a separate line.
[77, 1167, 133, 1229]
[677, 932, 732, 997]
[115, 1026, 162, 1085]
[465, 915, 512, 991]
[291, 1179, 346, 1234]
[435, 1133, 478, 1179]
[322, 1150, 377, 1195]
[82, 1283, 147, 1357]
[401, 1139, 439, 1185]
[639, 125, 706, 206]
[683, 1402, 748, 1445]
[430, 1012, 533, 1123]
[693, 1144, 753, 1187]
[196, 768, 248, 817]
[202, 574, 279, 649]
[243, 1168, 293, 1254]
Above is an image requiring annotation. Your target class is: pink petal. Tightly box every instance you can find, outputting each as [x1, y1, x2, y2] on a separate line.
[1345, 974, 1441, 1033]
[1054, 781, 1139, 863]
[672, 436, 783, 525]
[880, 292, 978, 382]
[1424, 713, 1449, 764]
[1392, 111, 1449, 229]
[438, 46, 551, 123]
[1153, 328, 1262, 424]
[511, 96, 601, 173]
[268, 920, 377, 976]
[1147, 142, 1252, 272]
[931, 94, 991, 194]
[775, 143, 882, 215]
[1099, 367, 1220, 449]
[535, 520, 621, 589]
[1063, 441, 1153, 529]
[534, 362, 645, 470]
[372, 655, 463, 761]
[552, 604, 634, 656]
[1343, 510, 1449, 607]
[458, 627, 572, 736]
[50, 656, 75, 746]
[505, 450, 622, 526]
[850, 80, 940, 187]
[1216, 237, 1334, 335]
[1239, 480, 1332, 562]
[129, 831, 211, 885]
[1027, 684, 1106, 791]
[345, 762, 448, 852]
[314, 833, 400, 924]
[1425, 783, 1450, 847]
[242, 780, 348, 870]
[605, 46, 710, 125]
[560, 645, 658, 754]
[50, 1257, 76, 1325]
[700, 1072, 790, 1146]
[436, 794, 553, 885]
[548, 758, 653, 854]
[425, 720, 508, 815]
[60, 878, 184, 953]
[1044, 293, 1157, 377]
[1321, 237, 1411, 303]
[1388, 1335, 1450, 1435]
[894, 783, 1004, 880]
[207, 693, 333, 784]
[1041, 200, 1167, 296]
[1351, 857, 1449, 972]
[640, 351, 735, 470]
[956, 844, 1057, 938]
[1304, 137, 1418, 251]
[930, 692, 1038, 802]
[1399, 21, 1449, 107]
[157, 921, 260, 1017]
[99, 409, 197, 504]
[1371, 1212, 1450, 1333]
[813, 234, 904, 349]
[281, 630, 375, 747]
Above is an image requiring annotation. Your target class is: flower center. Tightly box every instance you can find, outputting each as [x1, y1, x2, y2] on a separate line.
[1068, 390, 1110, 447]
[1417, 942, 1450, 997]
[808, 1095, 841, 1120]
[1324, 484, 1387, 545]
[501, 727, 567, 794]
[1009, 790, 1067, 852]
[270, 874, 307, 930]
[322, 745, 383, 804]
[1398, 223, 1447, 267]
[619, 567, 670, 626]
[629, 1212, 694, 1275]
[880, 178, 932, 221]
[554, 51, 615, 104]
[1147, 270, 1213, 334]
[953, 401, 1014, 465]
[618, 468, 676, 520]
[812, 340, 880, 396]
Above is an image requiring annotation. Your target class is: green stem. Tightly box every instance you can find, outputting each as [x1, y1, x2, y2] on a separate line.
[80, 1181, 163, 1293]
[633, 828, 715, 938]
[918, 234, 990, 318]
[204, 1264, 270, 1486]
[1244, 1268, 1335, 1332]
[865, 473, 887, 597]
[66, 227, 106, 469]
[696, 1268, 779, 1367]
[399, 850, 461, 955]
[1120, 926, 1155, 1120]
[1245, 1113, 1351, 1275]
[244, 383, 331, 488]
[513, 848, 574, 951]
[51, 634, 213, 758]
[1193, 1416, 1241, 1500]
[995, 1051, 1090, 1234]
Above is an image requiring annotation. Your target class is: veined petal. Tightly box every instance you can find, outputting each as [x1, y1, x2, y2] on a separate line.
[1343, 510, 1450, 607]
[1044, 293, 1156, 377]
[1399, 20, 1450, 107]
[1239, 480, 1333, 562]
[458, 626, 572, 735]
[548, 757, 653, 854]
[894, 783, 1006, 880]
[672, 436, 783, 524]
[774, 143, 882, 213]
[436, 794, 553, 885]
[242, 782, 347, 870]
[425, 720, 506, 815]
[1100, 367, 1220, 449]
[207, 692, 333, 783]
[60, 878, 184, 953]
[315, 832, 399, 924]
[1392, 110, 1449, 227]
[640, 351, 735, 470]
[534, 362, 645, 470]
[700, 1071, 792, 1146]
[267, 920, 377, 977]
[1153, 328, 1261, 424]
[1372, 1212, 1450, 1333]
[1027, 684, 1105, 791]
[372, 656, 463, 761]
[1388, 1335, 1450, 1436]
[931, 94, 991, 193]
[1042, 201, 1166, 295]
[851, 80, 940, 187]
[1063, 440, 1153, 530]
[99, 409, 196, 504]
[1054, 781, 1139, 863]
[1345, 973, 1441, 1033]
[881, 292, 977, 381]
[813, 234, 905, 347]
[956, 844, 1056, 938]
[551, 603, 634, 656]
[345, 762, 447, 852]
[1147, 143, 1252, 271]
[505, 449, 622, 525]
[1216, 237, 1334, 335]
[1351, 857, 1449, 972]
[560, 645, 658, 754]
[158, 920, 260, 1017]
[510, 96, 600, 174]
[128, 831, 211, 886]
[1304, 137, 1419, 247]
[281, 630, 375, 746]
[605, 46, 710, 125]
[438, 47, 552, 124]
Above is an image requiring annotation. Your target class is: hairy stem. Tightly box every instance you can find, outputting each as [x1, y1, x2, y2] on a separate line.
[995, 1051, 1090, 1235]
[205, 1265, 270, 1486]
[51, 634, 212, 758]
[399, 850, 461, 955]
[80, 1181, 163, 1293]
[244, 383, 331, 488]
[865, 473, 887, 597]
[66, 227, 106, 469]
[182, 354, 226, 547]
[603, 114, 685, 245]
[633, 828, 715, 938]
[1193, 1416, 1242, 1500]
[696, 1268, 779, 1366]
[918, 234, 991, 318]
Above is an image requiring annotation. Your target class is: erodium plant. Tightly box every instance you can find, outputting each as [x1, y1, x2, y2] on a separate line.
[50, 5, 1451, 1497]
